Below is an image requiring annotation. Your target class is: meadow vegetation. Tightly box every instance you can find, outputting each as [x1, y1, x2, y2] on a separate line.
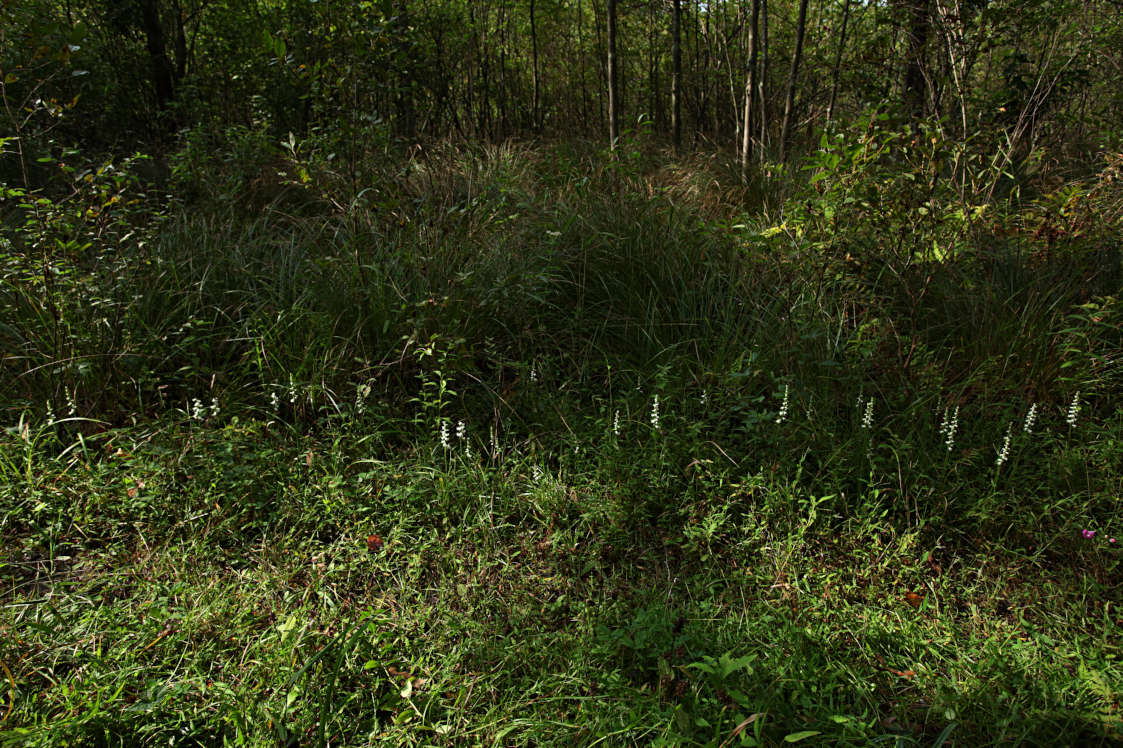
[2, 123, 1122, 745]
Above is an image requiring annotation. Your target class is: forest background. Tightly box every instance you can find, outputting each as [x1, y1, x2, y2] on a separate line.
[2, 0, 1122, 745]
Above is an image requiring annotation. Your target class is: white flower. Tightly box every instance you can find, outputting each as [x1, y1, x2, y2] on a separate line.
[46, 400, 56, 426]
[439, 420, 451, 449]
[270, 390, 281, 414]
[944, 405, 959, 452]
[996, 422, 1013, 467]
[1066, 391, 1081, 428]
[65, 386, 77, 416]
[613, 409, 620, 436]
[355, 382, 371, 414]
[861, 397, 874, 429]
[456, 420, 466, 440]
[775, 384, 790, 424]
[650, 394, 660, 430]
[210, 397, 220, 418]
[1023, 402, 1038, 434]
[191, 398, 206, 421]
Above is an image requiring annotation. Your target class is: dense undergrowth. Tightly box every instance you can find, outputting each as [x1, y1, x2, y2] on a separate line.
[2, 130, 1122, 745]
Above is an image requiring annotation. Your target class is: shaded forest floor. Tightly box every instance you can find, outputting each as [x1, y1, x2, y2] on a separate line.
[3, 137, 1122, 745]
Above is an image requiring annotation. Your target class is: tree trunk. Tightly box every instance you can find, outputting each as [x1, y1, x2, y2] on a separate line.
[740, 0, 760, 181]
[826, 0, 851, 124]
[900, 0, 931, 120]
[466, 4, 476, 136]
[692, 0, 704, 146]
[577, 0, 589, 131]
[138, 0, 176, 112]
[779, 0, 809, 162]
[718, 2, 744, 146]
[396, 0, 416, 137]
[647, 0, 659, 131]
[607, 0, 619, 147]
[758, 0, 768, 159]
[479, 5, 492, 137]
[530, 0, 540, 131]
[671, 0, 682, 149]
[704, 6, 717, 138]
[937, 0, 970, 140]
[171, 0, 187, 83]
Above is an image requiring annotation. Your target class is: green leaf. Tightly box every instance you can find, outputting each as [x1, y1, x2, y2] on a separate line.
[717, 651, 754, 678]
[277, 612, 299, 639]
[784, 731, 821, 742]
[933, 723, 958, 747]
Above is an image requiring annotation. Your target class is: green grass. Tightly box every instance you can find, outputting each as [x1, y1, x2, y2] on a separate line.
[3, 415, 1120, 745]
[2, 135, 1122, 745]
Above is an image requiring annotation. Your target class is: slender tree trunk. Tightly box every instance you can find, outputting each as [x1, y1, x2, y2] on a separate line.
[779, 0, 809, 162]
[826, 0, 851, 124]
[498, 2, 509, 138]
[480, 5, 492, 137]
[900, 0, 931, 120]
[938, 0, 970, 140]
[705, 6, 717, 137]
[758, 0, 768, 158]
[607, 0, 619, 147]
[651, 0, 655, 126]
[671, 0, 682, 149]
[466, 4, 476, 136]
[138, 0, 176, 112]
[619, 1, 627, 128]
[529, 0, 540, 130]
[592, 0, 606, 130]
[697, 3, 708, 138]
[434, 27, 463, 138]
[740, 0, 760, 181]
[171, 0, 187, 83]
[577, 0, 589, 131]
[396, 0, 416, 137]
[648, 0, 658, 131]
[719, 4, 742, 145]
[687, 0, 696, 143]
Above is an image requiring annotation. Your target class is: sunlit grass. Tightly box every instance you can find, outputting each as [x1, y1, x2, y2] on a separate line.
[2, 138, 1121, 745]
